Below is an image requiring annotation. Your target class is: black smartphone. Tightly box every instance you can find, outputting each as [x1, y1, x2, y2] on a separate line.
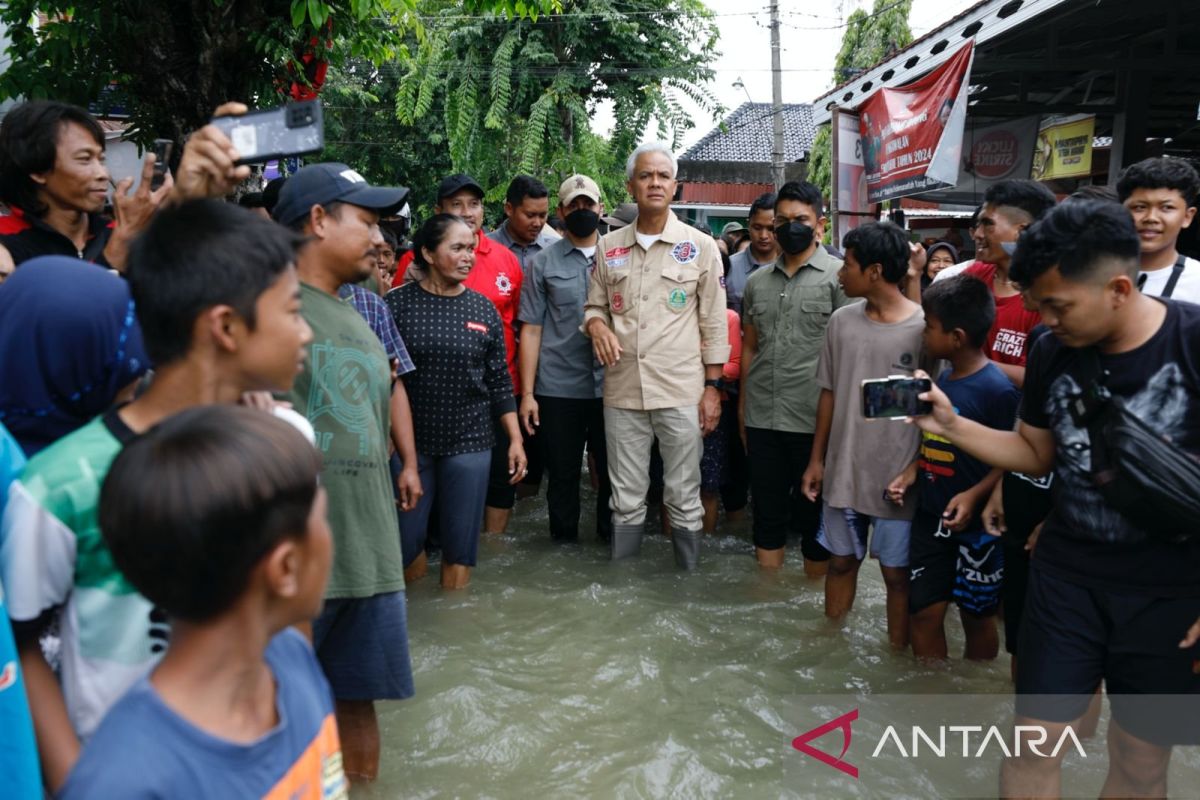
[209, 100, 324, 165]
[150, 139, 173, 190]
[861, 376, 933, 419]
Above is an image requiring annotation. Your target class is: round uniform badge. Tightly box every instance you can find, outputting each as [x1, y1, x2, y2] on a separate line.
[612, 292, 625, 312]
[668, 287, 687, 310]
[495, 273, 513, 295]
[671, 241, 698, 264]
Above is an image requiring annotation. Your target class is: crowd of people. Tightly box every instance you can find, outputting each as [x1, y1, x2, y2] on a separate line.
[0, 96, 1197, 799]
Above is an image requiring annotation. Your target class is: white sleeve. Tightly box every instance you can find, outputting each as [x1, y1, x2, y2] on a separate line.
[0, 481, 77, 621]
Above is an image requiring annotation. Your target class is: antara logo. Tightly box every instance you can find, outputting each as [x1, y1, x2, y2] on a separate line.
[792, 709, 1087, 778]
[792, 709, 858, 778]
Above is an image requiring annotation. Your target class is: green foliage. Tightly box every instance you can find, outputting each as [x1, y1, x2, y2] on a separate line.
[391, 0, 723, 214]
[0, 0, 554, 150]
[809, 0, 913, 206]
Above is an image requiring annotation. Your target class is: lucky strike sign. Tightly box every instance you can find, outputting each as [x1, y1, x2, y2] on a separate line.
[971, 128, 1020, 179]
[858, 40, 974, 203]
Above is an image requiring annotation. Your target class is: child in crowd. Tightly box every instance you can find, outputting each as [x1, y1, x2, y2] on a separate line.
[900, 275, 1020, 661]
[0, 200, 311, 792]
[1117, 156, 1200, 303]
[803, 221, 926, 649]
[60, 406, 347, 799]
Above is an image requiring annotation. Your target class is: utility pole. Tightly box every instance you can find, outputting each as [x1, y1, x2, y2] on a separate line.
[769, 0, 785, 190]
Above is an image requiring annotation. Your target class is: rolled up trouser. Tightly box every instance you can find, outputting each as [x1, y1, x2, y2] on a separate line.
[671, 527, 701, 570]
[604, 405, 703, 531]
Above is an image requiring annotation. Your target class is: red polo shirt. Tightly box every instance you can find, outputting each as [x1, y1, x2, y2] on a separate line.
[396, 229, 523, 393]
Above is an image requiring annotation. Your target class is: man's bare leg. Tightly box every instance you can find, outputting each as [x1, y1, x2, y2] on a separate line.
[880, 565, 910, 650]
[403, 551, 428, 583]
[335, 700, 381, 783]
[1101, 717, 1172, 798]
[756, 546, 785, 569]
[911, 601, 950, 661]
[441, 562, 471, 589]
[1078, 685, 1103, 739]
[803, 558, 830, 579]
[961, 608, 1000, 661]
[701, 490, 719, 534]
[1000, 715, 1079, 798]
[483, 506, 510, 535]
[825, 555, 862, 618]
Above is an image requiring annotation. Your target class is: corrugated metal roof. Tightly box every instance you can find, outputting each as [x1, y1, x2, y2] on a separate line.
[681, 103, 815, 163]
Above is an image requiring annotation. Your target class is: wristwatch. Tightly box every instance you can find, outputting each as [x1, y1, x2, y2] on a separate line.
[704, 378, 723, 390]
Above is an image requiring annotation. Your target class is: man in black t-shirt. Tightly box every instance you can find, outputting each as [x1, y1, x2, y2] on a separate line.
[912, 200, 1200, 798]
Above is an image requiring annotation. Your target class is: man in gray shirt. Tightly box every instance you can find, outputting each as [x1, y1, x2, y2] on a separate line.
[518, 174, 611, 542]
[490, 174, 560, 272]
[725, 192, 779, 315]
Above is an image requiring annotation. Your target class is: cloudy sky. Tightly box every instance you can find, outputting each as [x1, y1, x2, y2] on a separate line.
[594, 0, 979, 148]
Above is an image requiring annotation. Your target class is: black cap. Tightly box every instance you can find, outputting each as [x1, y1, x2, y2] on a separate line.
[436, 173, 484, 202]
[262, 176, 288, 214]
[272, 163, 410, 226]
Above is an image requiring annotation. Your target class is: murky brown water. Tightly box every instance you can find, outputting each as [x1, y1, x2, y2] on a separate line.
[356, 489, 1198, 799]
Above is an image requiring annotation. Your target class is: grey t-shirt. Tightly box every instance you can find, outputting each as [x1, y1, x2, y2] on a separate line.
[725, 248, 774, 315]
[816, 301, 926, 520]
[518, 237, 604, 399]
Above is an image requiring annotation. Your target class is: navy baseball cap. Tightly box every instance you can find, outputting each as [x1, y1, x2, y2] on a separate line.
[272, 163, 410, 226]
[436, 173, 484, 202]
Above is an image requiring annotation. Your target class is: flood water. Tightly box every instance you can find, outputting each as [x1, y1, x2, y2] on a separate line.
[358, 488, 1198, 799]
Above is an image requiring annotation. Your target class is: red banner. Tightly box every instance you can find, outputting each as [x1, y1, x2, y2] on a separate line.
[859, 41, 974, 203]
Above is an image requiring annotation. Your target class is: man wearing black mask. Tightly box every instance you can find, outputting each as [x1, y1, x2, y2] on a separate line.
[517, 175, 612, 543]
[738, 181, 853, 572]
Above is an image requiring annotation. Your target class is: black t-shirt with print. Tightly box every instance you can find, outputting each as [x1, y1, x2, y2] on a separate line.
[1019, 299, 1200, 596]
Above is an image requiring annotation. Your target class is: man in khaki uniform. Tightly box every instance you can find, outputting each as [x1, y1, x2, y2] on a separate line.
[583, 142, 729, 568]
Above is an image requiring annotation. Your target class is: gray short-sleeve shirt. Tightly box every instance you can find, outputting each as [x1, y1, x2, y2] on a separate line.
[725, 248, 774, 315]
[815, 302, 927, 519]
[519, 237, 604, 399]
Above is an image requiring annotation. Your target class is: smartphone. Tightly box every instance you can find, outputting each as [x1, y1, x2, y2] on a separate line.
[150, 139, 173, 190]
[861, 376, 933, 419]
[210, 100, 324, 165]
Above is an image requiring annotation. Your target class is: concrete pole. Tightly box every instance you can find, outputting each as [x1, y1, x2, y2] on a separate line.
[770, 0, 785, 190]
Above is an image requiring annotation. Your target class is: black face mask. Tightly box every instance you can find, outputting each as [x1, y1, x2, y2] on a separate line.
[775, 221, 815, 255]
[565, 208, 600, 238]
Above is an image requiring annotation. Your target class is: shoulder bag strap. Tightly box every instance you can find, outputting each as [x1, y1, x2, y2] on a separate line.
[1161, 253, 1187, 299]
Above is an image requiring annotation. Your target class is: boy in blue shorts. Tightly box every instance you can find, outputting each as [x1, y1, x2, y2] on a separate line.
[802, 221, 926, 649]
[60, 405, 347, 799]
[900, 275, 1020, 661]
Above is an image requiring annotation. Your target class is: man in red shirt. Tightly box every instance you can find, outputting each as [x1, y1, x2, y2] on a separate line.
[394, 174, 524, 534]
[964, 180, 1057, 388]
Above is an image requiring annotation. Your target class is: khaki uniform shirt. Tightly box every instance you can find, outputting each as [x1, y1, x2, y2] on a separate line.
[583, 212, 729, 410]
[742, 248, 855, 433]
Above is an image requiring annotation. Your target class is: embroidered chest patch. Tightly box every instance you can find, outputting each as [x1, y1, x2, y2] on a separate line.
[671, 241, 698, 264]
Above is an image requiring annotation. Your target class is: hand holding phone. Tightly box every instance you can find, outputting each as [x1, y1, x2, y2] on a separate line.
[172, 102, 253, 201]
[209, 100, 324, 165]
[149, 139, 173, 191]
[862, 376, 933, 419]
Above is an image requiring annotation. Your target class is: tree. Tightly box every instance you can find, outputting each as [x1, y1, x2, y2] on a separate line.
[808, 0, 913, 206]
[320, 59, 457, 216]
[392, 0, 722, 207]
[0, 0, 555, 150]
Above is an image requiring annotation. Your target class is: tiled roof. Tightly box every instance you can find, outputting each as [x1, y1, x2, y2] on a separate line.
[681, 102, 815, 163]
